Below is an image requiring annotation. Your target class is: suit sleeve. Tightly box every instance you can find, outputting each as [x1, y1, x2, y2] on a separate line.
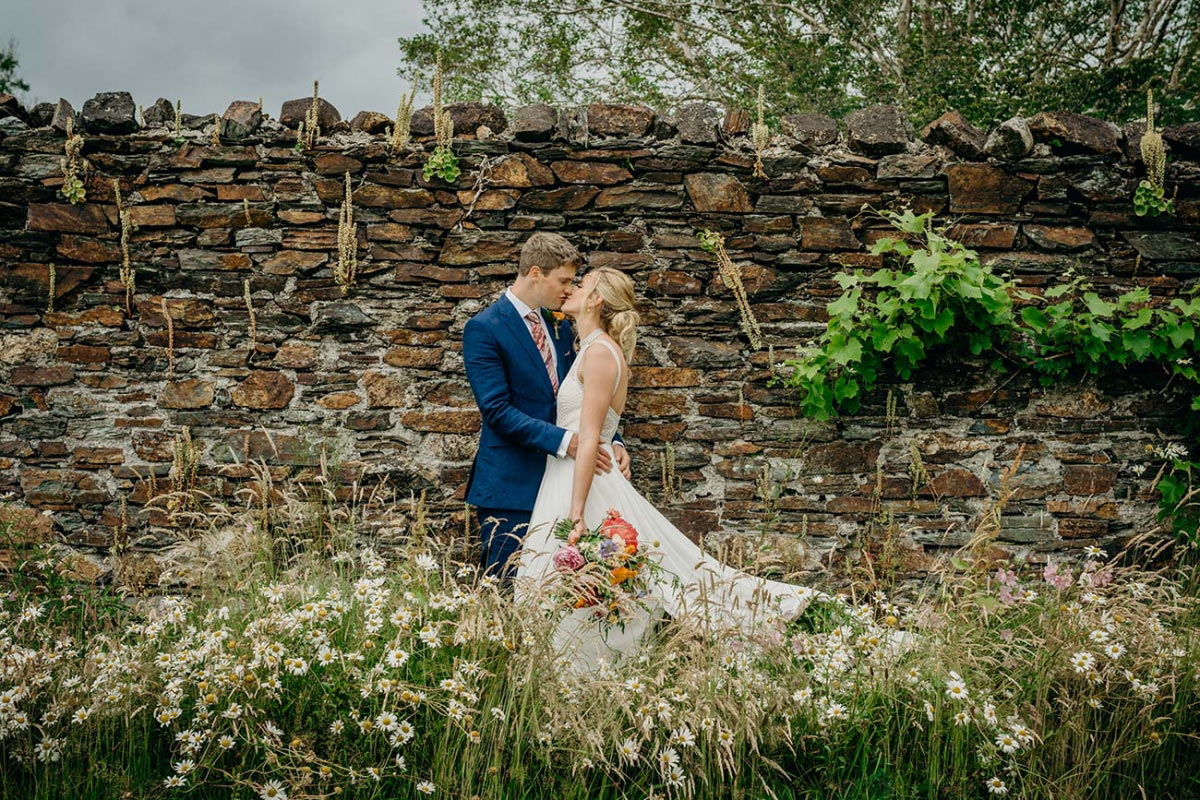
[463, 316, 569, 456]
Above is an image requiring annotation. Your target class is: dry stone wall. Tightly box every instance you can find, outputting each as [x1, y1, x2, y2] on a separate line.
[1, 90, 1198, 585]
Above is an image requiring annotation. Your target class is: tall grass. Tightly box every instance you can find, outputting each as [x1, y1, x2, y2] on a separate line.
[0, 454, 1197, 800]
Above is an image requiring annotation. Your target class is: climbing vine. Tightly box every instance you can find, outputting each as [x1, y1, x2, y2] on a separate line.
[1015, 270, 1199, 391]
[1150, 448, 1199, 547]
[774, 207, 1015, 419]
[774, 207, 1200, 428]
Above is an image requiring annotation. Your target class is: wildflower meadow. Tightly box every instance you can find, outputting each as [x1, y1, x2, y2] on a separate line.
[1, 457, 1197, 800]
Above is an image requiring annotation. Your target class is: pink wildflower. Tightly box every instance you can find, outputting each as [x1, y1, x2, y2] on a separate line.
[1043, 561, 1073, 590]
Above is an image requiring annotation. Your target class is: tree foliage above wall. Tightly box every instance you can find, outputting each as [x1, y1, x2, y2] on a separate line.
[397, 0, 1200, 130]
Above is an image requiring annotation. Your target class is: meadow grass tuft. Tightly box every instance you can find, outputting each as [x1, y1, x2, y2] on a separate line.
[0, 454, 1197, 800]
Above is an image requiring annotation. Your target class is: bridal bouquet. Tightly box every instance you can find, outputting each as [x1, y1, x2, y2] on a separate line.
[550, 508, 665, 631]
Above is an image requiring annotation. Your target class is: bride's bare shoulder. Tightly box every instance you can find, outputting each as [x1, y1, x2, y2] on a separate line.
[583, 335, 625, 371]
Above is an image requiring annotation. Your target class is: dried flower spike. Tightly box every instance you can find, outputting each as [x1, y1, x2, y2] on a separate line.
[751, 83, 768, 179]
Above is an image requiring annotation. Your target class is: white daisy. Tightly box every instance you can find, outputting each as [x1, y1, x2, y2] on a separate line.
[386, 647, 410, 668]
[1070, 651, 1096, 673]
[259, 780, 288, 800]
[669, 725, 696, 748]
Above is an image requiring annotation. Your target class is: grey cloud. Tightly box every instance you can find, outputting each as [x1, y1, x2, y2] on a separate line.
[6, 0, 427, 121]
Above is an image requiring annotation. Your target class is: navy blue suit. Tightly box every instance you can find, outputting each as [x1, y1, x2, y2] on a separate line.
[463, 295, 622, 585]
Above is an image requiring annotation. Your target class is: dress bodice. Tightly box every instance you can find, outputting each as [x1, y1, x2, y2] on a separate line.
[556, 332, 622, 443]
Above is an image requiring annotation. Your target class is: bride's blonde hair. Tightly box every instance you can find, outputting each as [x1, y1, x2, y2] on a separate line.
[585, 266, 639, 362]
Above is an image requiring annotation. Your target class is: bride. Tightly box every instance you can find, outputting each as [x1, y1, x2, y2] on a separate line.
[511, 265, 823, 674]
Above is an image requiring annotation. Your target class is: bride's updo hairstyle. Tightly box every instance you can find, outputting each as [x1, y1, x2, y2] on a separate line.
[588, 266, 640, 363]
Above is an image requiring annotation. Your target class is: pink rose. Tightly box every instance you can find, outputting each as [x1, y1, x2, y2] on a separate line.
[553, 545, 586, 572]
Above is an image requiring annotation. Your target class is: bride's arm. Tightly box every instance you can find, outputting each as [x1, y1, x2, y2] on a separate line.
[567, 346, 621, 540]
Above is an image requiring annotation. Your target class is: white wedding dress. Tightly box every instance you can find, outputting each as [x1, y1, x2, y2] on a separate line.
[512, 330, 824, 675]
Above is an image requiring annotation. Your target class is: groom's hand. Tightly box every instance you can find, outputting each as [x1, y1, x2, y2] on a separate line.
[567, 433, 612, 475]
[613, 443, 631, 481]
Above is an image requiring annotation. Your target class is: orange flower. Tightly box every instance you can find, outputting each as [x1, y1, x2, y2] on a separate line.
[610, 566, 638, 585]
[552, 310, 566, 323]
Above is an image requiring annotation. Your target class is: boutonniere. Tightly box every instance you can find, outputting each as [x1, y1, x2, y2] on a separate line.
[541, 307, 567, 341]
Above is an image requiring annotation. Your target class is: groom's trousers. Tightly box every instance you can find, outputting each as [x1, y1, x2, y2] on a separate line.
[475, 507, 530, 591]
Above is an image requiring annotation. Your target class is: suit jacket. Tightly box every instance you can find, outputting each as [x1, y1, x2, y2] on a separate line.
[463, 295, 623, 511]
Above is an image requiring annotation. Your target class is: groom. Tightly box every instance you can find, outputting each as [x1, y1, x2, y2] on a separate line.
[462, 232, 631, 589]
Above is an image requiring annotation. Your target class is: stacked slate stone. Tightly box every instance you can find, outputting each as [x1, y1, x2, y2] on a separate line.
[0, 89, 1197, 587]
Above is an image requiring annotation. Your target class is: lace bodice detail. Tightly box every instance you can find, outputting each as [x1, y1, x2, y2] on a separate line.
[556, 333, 622, 444]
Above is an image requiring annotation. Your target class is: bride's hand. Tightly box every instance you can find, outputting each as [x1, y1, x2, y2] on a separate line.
[567, 433, 612, 474]
[567, 517, 587, 546]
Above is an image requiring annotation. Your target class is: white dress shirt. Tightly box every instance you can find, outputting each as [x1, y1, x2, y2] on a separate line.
[505, 288, 572, 459]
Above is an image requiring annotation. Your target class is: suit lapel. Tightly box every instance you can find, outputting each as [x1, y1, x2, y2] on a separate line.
[497, 297, 556, 396]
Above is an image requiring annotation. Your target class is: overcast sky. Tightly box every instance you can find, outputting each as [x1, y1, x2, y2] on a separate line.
[6, 0, 429, 120]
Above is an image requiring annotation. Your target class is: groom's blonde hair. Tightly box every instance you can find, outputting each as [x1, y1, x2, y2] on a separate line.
[518, 232, 582, 276]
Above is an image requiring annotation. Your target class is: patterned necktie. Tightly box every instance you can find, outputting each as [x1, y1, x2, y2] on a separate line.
[524, 310, 558, 393]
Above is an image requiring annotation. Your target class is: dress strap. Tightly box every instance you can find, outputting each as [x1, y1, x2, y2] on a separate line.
[586, 339, 622, 398]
